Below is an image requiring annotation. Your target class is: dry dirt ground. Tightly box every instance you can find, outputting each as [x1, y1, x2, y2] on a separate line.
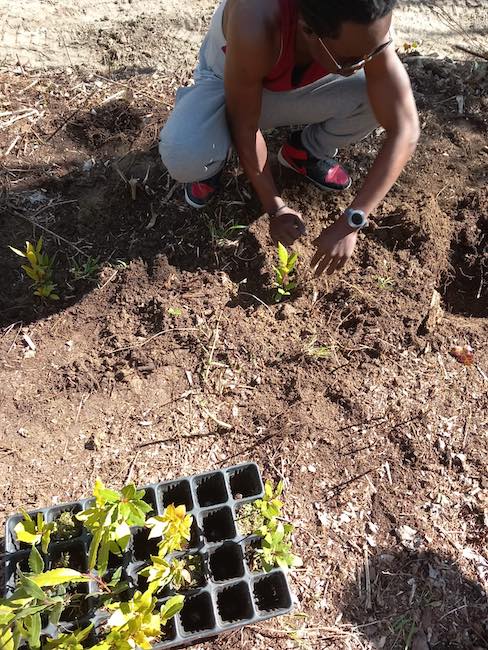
[1, 2, 488, 649]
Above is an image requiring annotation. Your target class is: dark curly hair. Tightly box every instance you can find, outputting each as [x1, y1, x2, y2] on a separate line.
[298, 0, 398, 37]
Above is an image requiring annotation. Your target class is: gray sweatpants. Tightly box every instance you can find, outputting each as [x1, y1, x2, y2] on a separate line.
[159, 66, 378, 184]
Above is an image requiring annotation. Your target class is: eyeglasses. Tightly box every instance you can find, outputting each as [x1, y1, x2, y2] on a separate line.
[318, 33, 393, 73]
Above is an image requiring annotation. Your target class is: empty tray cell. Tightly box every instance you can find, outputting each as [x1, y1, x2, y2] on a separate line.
[158, 480, 193, 511]
[156, 609, 177, 643]
[217, 581, 253, 624]
[202, 507, 236, 543]
[49, 541, 87, 572]
[209, 542, 244, 582]
[141, 487, 158, 515]
[195, 472, 227, 507]
[49, 504, 83, 542]
[179, 591, 215, 634]
[253, 572, 292, 613]
[188, 518, 202, 549]
[132, 527, 160, 562]
[228, 464, 262, 500]
[4, 552, 30, 594]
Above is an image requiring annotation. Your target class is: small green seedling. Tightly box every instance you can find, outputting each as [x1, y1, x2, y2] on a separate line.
[375, 275, 395, 291]
[274, 242, 298, 302]
[9, 238, 59, 300]
[52, 511, 82, 542]
[207, 218, 247, 248]
[167, 307, 182, 318]
[70, 256, 101, 282]
[303, 336, 332, 359]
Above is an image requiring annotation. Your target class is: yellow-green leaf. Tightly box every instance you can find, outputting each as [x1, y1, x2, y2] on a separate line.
[30, 568, 89, 587]
[9, 246, 26, 258]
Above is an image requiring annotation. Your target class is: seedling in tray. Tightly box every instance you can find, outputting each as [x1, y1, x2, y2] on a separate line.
[2, 463, 298, 649]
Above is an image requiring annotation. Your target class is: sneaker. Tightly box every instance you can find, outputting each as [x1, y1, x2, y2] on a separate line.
[278, 131, 352, 191]
[184, 173, 221, 209]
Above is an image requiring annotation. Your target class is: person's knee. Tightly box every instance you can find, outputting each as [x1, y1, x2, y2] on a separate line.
[159, 126, 202, 183]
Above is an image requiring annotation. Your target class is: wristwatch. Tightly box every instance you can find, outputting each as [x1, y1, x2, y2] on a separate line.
[344, 208, 369, 230]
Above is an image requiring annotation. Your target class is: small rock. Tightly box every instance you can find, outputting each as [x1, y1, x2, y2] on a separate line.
[276, 303, 295, 320]
[307, 464, 316, 473]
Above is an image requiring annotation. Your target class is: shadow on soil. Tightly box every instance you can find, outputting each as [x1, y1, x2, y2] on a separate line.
[341, 546, 488, 650]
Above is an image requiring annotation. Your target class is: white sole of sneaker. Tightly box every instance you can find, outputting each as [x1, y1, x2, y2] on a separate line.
[184, 185, 208, 210]
[277, 147, 352, 192]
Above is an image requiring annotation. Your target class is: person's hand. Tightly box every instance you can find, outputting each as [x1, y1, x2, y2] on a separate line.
[269, 206, 306, 247]
[311, 216, 358, 276]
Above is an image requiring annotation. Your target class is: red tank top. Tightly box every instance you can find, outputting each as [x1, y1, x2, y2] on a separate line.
[263, 0, 330, 91]
[222, 0, 330, 92]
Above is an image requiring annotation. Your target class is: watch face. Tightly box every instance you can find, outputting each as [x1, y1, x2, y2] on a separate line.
[351, 212, 364, 227]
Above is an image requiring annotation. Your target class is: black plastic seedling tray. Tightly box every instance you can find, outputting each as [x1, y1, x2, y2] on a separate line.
[4, 462, 294, 648]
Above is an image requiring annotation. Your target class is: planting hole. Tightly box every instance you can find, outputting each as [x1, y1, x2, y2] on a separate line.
[60, 583, 90, 623]
[209, 542, 244, 581]
[50, 542, 87, 572]
[253, 572, 292, 612]
[195, 472, 227, 507]
[188, 518, 203, 549]
[179, 591, 215, 634]
[141, 487, 158, 515]
[132, 527, 160, 562]
[228, 464, 262, 499]
[202, 507, 236, 543]
[158, 480, 193, 511]
[217, 582, 253, 623]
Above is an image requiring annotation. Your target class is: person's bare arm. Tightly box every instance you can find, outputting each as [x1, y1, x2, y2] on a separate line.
[224, 1, 305, 245]
[312, 48, 420, 275]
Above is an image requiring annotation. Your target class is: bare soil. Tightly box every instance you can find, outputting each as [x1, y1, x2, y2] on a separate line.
[1, 9, 488, 650]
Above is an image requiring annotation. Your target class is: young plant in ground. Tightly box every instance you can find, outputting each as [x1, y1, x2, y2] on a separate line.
[9, 238, 59, 300]
[207, 217, 247, 248]
[76, 479, 153, 576]
[274, 242, 298, 302]
[375, 275, 395, 291]
[167, 306, 182, 318]
[70, 256, 101, 283]
[302, 335, 332, 359]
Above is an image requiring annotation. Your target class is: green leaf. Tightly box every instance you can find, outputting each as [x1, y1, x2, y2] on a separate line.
[28, 546, 44, 574]
[30, 568, 89, 588]
[287, 252, 298, 272]
[97, 538, 110, 576]
[160, 595, 184, 625]
[18, 575, 47, 601]
[49, 601, 64, 627]
[35, 238, 43, 254]
[277, 242, 288, 268]
[26, 612, 42, 649]
[88, 528, 103, 571]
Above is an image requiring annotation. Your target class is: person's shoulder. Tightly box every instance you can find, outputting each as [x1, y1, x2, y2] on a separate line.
[226, 0, 281, 36]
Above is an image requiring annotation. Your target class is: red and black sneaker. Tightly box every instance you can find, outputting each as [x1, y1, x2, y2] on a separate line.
[184, 172, 221, 209]
[278, 131, 352, 192]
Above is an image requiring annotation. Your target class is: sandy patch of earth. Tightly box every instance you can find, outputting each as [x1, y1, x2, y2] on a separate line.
[1, 0, 487, 73]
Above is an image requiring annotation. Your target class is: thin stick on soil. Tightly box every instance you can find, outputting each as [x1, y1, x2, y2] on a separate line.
[204, 310, 223, 383]
[363, 546, 372, 610]
[11, 206, 89, 257]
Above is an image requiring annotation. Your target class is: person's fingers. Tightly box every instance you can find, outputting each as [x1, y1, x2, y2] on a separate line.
[310, 245, 323, 269]
[326, 257, 341, 275]
[314, 254, 332, 277]
[293, 214, 307, 236]
[336, 257, 348, 272]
